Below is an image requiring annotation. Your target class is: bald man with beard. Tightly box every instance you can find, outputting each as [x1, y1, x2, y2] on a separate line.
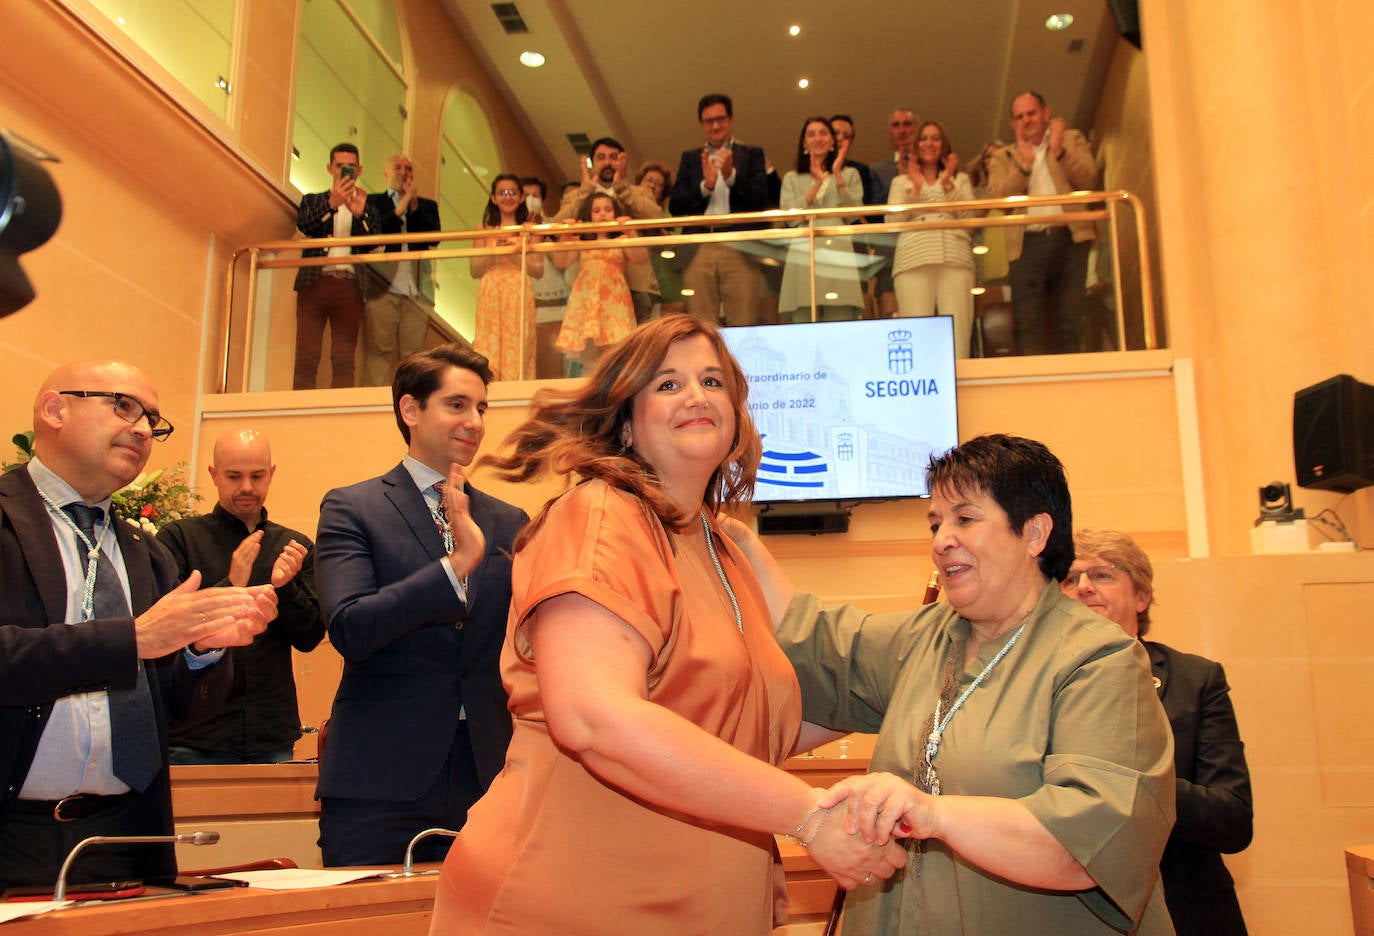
[158, 429, 325, 765]
[0, 361, 275, 890]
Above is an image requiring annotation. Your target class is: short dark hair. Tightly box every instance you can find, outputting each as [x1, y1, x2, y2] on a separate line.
[926, 434, 1074, 581]
[329, 143, 360, 163]
[561, 179, 581, 196]
[589, 137, 624, 158]
[697, 93, 733, 121]
[392, 344, 494, 444]
[520, 176, 547, 199]
[829, 114, 855, 129]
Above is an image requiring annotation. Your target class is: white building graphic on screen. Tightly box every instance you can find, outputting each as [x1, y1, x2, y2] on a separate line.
[731, 328, 930, 499]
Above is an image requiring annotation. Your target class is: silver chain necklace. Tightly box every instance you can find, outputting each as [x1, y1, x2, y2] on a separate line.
[699, 509, 743, 633]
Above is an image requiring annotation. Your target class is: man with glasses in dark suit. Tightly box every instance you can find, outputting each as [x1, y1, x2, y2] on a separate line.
[0, 359, 276, 890]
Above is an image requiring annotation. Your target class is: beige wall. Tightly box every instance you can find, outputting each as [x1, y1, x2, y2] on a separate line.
[1143, 0, 1374, 557]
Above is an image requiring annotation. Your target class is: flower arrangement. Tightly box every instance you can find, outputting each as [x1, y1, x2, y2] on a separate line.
[5, 430, 199, 533]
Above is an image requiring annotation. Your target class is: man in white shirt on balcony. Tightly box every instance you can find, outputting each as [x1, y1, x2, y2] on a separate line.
[986, 92, 1098, 356]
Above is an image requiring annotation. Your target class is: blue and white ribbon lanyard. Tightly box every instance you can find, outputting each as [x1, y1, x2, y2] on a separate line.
[36, 486, 111, 623]
[916, 618, 1029, 797]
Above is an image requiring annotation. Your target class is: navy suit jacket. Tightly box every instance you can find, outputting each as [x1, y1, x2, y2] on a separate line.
[669, 140, 769, 268]
[1148, 640, 1253, 936]
[314, 463, 527, 803]
[362, 193, 441, 303]
[0, 465, 230, 880]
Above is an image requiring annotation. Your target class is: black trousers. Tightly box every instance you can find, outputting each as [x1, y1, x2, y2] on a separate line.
[0, 793, 174, 889]
[1008, 229, 1091, 355]
[318, 721, 482, 867]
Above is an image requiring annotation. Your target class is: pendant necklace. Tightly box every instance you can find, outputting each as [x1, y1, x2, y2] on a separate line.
[916, 616, 1029, 796]
[700, 509, 743, 633]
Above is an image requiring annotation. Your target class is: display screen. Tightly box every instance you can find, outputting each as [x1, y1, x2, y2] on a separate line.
[722, 317, 958, 503]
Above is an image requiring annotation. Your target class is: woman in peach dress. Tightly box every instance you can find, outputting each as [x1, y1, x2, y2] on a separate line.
[427, 315, 904, 936]
[551, 192, 646, 374]
[471, 173, 542, 381]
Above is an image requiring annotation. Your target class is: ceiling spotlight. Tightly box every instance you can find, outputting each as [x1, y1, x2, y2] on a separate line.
[1044, 13, 1074, 30]
[519, 51, 545, 68]
[680, 288, 696, 297]
[788, 24, 801, 37]
[824, 291, 839, 301]
[971, 244, 989, 255]
[797, 78, 810, 90]
[660, 249, 676, 260]
[970, 286, 987, 296]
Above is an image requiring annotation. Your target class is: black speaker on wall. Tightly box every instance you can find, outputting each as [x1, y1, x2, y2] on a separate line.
[1293, 374, 1374, 493]
[1107, 0, 1142, 50]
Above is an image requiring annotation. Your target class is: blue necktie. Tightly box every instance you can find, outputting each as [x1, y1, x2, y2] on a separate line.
[65, 504, 161, 792]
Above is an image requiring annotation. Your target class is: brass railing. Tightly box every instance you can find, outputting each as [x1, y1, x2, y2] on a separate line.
[220, 189, 1154, 393]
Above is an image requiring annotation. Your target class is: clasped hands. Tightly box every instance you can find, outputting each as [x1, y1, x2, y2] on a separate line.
[135, 572, 278, 659]
[802, 773, 937, 889]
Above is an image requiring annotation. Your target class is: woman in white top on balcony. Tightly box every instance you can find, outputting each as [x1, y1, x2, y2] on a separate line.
[887, 121, 976, 357]
[777, 116, 865, 322]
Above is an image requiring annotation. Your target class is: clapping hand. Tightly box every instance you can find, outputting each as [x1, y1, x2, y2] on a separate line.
[443, 465, 486, 578]
[940, 152, 960, 190]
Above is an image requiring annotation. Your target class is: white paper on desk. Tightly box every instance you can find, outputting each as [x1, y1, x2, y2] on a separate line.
[215, 868, 384, 890]
[0, 900, 71, 923]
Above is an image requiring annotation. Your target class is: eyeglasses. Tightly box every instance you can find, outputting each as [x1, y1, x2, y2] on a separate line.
[1060, 565, 1120, 590]
[494, 188, 521, 197]
[60, 390, 175, 441]
[700, 115, 731, 126]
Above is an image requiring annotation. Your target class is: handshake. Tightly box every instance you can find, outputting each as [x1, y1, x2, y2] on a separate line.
[788, 773, 931, 890]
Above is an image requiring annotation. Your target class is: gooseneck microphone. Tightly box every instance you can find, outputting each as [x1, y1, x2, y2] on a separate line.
[53, 831, 221, 901]
[394, 828, 459, 877]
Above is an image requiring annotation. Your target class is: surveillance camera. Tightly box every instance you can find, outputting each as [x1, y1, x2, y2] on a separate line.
[1255, 480, 1304, 525]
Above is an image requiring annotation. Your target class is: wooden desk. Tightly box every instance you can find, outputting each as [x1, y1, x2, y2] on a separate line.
[2, 870, 439, 936]
[154, 757, 869, 927]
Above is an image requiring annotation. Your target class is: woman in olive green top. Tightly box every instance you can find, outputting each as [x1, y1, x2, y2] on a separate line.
[728, 435, 1177, 935]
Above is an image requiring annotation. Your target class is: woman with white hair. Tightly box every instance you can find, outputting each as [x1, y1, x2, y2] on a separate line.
[1064, 529, 1253, 936]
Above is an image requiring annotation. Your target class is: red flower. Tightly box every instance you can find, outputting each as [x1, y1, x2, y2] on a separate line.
[140, 504, 159, 519]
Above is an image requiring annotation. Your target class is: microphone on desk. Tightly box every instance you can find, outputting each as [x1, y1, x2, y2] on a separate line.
[389, 828, 459, 878]
[54, 831, 221, 901]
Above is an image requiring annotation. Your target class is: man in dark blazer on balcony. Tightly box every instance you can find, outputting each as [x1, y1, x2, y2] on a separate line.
[669, 92, 770, 326]
[293, 143, 382, 390]
[314, 344, 528, 867]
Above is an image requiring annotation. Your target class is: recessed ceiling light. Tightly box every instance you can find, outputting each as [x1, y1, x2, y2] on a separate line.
[824, 291, 839, 301]
[519, 50, 545, 68]
[788, 24, 801, 37]
[797, 78, 810, 90]
[1044, 13, 1074, 30]
[971, 244, 990, 255]
[660, 249, 676, 260]
[971, 286, 987, 296]
[680, 288, 696, 297]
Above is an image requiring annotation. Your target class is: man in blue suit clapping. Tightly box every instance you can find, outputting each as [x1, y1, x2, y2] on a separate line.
[314, 344, 528, 866]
